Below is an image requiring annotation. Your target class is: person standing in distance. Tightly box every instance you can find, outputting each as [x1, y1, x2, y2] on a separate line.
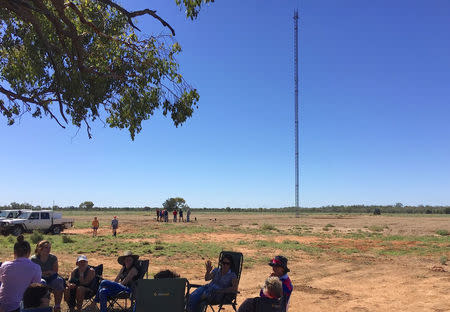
[179, 208, 184, 222]
[92, 217, 99, 237]
[111, 216, 119, 237]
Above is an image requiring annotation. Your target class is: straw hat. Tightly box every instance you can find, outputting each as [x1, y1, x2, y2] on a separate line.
[117, 250, 139, 266]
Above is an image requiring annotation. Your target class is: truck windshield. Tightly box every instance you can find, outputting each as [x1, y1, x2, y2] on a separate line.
[17, 212, 30, 219]
[0, 211, 8, 217]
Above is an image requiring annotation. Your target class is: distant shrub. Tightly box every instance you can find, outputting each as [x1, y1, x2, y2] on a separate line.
[260, 224, 277, 231]
[154, 239, 164, 250]
[425, 209, 432, 214]
[440, 256, 448, 265]
[62, 235, 75, 243]
[436, 229, 449, 236]
[373, 208, 381, 215]
[30, 232, 44, 244]
[445, 208, 450, 214]
[325, 224, 334, 228]
[368, 225, 386, 232]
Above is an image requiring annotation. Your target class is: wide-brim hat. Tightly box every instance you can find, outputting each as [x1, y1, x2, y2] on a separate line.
[268, 255, 290, 272]
[117, 250, 139, 266]
[76, 255, 88, 265]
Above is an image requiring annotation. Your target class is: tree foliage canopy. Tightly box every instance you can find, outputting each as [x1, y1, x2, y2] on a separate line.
[162, 197, 188, 211]
[79, 200, 94, 209]
[0, 0, 213, 139]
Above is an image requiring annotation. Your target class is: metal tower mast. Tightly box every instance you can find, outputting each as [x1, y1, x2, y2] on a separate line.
[294, 10, 299, 209]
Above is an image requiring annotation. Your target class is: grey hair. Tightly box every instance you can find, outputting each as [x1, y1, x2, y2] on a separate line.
[264, 276, 283, 298]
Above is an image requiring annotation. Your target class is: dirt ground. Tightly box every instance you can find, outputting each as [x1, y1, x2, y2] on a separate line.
[54, 213, 450, 311]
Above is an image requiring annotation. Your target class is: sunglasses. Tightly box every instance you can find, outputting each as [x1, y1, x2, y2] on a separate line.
[221, 261, 231, 265]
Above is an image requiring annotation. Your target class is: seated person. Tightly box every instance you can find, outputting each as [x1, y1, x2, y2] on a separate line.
[94, 251, 140, 312]
[238, 277, 282, 312]
[31, 241, 64, 312]
[188, 254, 238, 312]
[0, 235, 41, 312]
[21, 283, 52, 312]
[64, 255, 96, 312]
[154, 270, 180, 279]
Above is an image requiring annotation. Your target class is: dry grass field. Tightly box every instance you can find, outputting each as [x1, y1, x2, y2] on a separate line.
[1, 211, 449, 311]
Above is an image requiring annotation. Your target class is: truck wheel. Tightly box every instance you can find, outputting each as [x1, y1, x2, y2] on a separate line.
[12, 225, 23, 236]
[51, 225, 62, 235]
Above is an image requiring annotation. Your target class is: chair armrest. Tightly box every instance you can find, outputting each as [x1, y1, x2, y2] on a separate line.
[216, 290, 240, 295]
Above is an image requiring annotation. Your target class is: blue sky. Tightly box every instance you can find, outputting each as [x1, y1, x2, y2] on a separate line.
[1, 0, 449, 208]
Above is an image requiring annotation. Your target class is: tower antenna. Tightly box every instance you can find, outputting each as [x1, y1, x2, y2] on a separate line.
[294, 9, 300, 215]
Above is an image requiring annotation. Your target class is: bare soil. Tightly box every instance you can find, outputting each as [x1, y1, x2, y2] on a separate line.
[31, 213, 450, 311]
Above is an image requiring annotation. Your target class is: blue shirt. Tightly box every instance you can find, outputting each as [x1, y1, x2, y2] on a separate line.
[209, 268, 236, 289]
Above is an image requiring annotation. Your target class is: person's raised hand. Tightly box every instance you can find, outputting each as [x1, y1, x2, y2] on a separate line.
[205, 260, 212, 273]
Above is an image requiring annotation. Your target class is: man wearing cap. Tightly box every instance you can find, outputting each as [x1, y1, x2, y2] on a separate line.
[111, 216, 118, 237]
[262, 256, 293, 312]
[64, 255, 95, 312]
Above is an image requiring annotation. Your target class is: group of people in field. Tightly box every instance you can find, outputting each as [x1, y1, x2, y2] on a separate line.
[156, 208, 191, 223]
[89, 210, 193, 238]
[1, 233, 292, 312]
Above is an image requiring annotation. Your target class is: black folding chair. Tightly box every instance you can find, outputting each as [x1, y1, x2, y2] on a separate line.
[188, 251, 244, 312]
[134, 278, 189, 312]
[106, 259, 149, 311]
[81, 264, 103, 309]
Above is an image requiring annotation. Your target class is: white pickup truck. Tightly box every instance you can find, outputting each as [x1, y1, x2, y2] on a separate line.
[0, 210, 74, 236]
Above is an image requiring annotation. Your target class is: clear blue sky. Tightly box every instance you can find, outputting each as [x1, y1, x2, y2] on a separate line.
[1, 0, 449, 208]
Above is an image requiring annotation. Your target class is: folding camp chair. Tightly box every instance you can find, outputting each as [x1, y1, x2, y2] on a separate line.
[189, 251, 243, 312]
[106, 259, 149, 311]
[64, 264, 103, 311]
[81, 264, 103, 309]
[134, 278, 189, 312]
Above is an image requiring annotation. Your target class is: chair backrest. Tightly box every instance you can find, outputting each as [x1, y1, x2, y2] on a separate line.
[134, 278, 188, 312]
[135, 259, 149, 280]
[93, 264, 103, 277]
[218, 251, 243, 284]
[86, 264, 103, 294]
